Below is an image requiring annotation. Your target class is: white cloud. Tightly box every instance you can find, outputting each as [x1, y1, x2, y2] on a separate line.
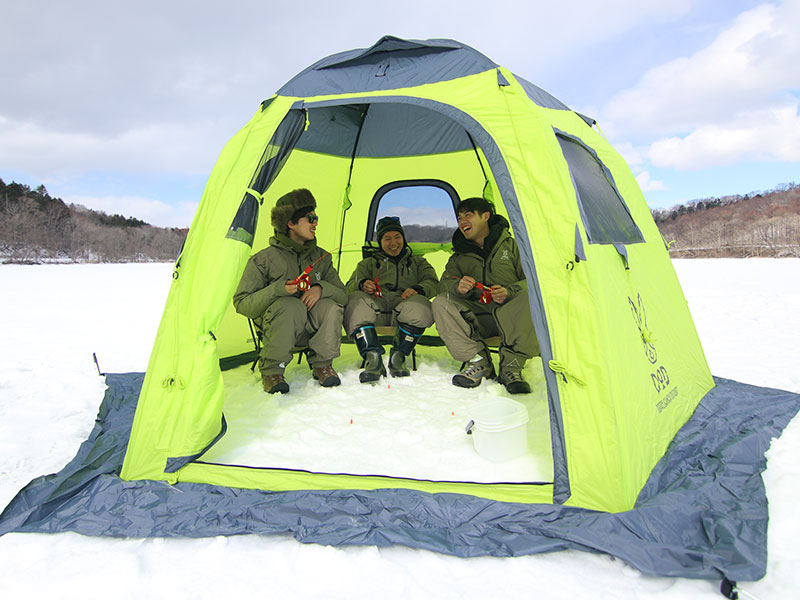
[635, 171, 666, 191]
[65, 194, 198, 228]
[0, 117, 228, 177]
[599, 1, 800, 173]
[602, 3, 800, 138]
[648, 102, 800, 169]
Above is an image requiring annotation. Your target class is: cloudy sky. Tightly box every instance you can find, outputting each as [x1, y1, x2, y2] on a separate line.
[2, 0, 798, 227]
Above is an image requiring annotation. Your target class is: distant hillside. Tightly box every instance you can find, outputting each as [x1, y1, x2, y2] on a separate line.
[652, 182, 800, 258]
[0, 179, 188, 263]
[4, 177, 798, 263]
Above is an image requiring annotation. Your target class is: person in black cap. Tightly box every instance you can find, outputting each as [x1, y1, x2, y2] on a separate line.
[344, 216, 438, 382]
[233, 188, 347, 394]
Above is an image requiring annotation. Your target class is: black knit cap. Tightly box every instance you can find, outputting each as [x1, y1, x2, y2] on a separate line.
[375, 216, 405, 244]
[271, 188, 316, 233]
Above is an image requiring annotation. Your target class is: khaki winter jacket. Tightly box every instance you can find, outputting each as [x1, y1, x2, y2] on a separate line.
[438, 215, 527, 301]
[345, 246, 438, 300]
[233, 233, 347, 326]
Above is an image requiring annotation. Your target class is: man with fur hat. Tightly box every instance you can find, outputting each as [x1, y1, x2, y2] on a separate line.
[432, 197, 539, 394]
[344, 216, 438, 382]
[233, 188, 347, 394]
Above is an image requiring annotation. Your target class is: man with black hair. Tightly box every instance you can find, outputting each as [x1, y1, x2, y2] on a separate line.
[432, 197, 539, 393]
[233, 188, 347, 394]
[345, 216, 438, 382]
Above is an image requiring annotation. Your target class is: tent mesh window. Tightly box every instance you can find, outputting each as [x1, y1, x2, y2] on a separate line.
[556, 133, 644, 245]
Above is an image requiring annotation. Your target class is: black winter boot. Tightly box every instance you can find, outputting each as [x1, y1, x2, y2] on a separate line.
[388, 323, 424, 377]
[352, 325, 386, 383]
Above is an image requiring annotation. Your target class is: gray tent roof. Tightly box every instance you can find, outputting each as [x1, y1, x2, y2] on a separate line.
[276, 35, 575, 114]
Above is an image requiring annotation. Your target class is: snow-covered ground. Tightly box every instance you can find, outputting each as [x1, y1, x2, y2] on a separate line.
[0, 259, 798, 599]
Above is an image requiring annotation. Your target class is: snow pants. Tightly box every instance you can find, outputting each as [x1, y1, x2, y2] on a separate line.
[431, 291, 540, 371]
[344, 291, 434, 336]
[257, 296, 343, 375]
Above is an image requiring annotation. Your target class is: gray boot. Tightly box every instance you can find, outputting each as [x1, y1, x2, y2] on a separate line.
[498, 347, 531, 394]
[352, 325, 386, 383]
[388, 323, 424, 377]
[452, 350, 495, 388]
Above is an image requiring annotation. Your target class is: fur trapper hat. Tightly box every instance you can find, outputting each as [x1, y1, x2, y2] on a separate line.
[271, 188, 316, 233]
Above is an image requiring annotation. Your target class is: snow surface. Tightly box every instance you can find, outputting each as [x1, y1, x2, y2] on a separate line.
[1, 259, 799, 599]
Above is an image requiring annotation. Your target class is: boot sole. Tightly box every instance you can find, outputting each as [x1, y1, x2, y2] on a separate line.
[318, 376, 341, 387]
[505, 382, 531, 394]
[267, 383, 290, 394]
[452, 374, 483, 388]
[359, 367, 386, 384]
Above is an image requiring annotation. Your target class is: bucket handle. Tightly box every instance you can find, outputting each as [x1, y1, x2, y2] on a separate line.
[465, 420, 474, 435]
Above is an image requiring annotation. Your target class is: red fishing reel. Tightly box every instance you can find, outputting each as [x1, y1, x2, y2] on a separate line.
[475, 281, 493, 304]
[289, 265, 313, 291]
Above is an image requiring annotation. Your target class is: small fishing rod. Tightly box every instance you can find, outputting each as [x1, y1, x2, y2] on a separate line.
[444, 274, 494, 304]
[288, 243, 359, 291]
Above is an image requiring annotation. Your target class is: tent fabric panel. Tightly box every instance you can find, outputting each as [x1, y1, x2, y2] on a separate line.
[357, 103, 475, 157]
[491, 82, 706, 511]
[314, 36, 465, 69]
[4, 373, 797, 582]
[121, 98, 299, 481]
[178, 463, 553, 504]
[294, 103, 475, 158]
[513, 73, 572, 111]
[293, 104, 365, 157]
[540, 108, 714, 508]
[278, 37, 498, 97]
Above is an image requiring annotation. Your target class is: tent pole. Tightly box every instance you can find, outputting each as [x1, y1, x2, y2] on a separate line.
[337, 105, 370, 271]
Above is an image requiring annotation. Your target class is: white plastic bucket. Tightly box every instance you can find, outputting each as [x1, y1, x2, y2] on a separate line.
[466, 398, 529, 462]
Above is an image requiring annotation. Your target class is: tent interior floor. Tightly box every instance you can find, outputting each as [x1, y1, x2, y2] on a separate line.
[202, 344, 554, 484]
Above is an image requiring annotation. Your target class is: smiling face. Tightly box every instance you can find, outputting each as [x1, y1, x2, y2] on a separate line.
[287, 212, 317, 244]
[380, 230, 405, 257]
[457, 209, 491, 246]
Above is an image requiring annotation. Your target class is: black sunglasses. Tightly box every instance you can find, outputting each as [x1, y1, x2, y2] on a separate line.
[377, 216, 400, 225]
[304, 213, 319, 224]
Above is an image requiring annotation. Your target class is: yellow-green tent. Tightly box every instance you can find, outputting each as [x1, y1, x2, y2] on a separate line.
[120, 36, 713, 513]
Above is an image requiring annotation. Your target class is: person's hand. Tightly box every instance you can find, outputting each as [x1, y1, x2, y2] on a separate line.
[362, 279, 376, 294]
[490, 285, 508, 304]
[285, 281, 299, 294]
[301, 285, 322, 310]
[400, 287, 418, 299]
[457, 276, 476, 295]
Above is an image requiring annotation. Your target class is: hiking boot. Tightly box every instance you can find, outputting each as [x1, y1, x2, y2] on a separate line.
[262, 373, 289, 394]
[360, 350, 386, 383]
[499, 370, 531, 394]
[313, 365, 341, 387]
[388, 348, 410, 378]
[452, 352, 495, 388]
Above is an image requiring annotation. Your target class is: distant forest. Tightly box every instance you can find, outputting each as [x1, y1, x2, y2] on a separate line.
[2, 177, 798, 263]
[652, 182, 800, 258]
[0, 179, 187, 263]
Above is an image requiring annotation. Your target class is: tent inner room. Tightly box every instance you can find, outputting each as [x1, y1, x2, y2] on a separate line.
[207, 101, 554, 489]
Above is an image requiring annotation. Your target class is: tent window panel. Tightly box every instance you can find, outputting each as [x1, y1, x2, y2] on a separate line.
[369, 181, 458, 244]
[556, 134, 644, 245]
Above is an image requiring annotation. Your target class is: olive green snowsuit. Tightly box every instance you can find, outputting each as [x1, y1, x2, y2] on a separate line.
[344, 246, 438, 334]
[431, 215, 539, 374]
[233, 233, 347, 375]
